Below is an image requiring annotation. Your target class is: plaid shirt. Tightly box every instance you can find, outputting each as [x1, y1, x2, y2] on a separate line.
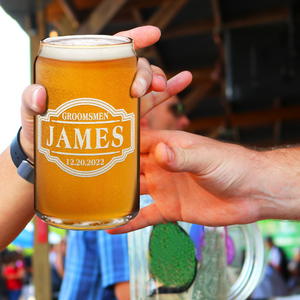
[59, 230, 129, 300]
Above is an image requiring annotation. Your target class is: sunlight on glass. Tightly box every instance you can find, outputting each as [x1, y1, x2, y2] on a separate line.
[0, 6, 30, 153]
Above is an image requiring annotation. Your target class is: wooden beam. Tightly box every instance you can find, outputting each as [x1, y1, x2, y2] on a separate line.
[76, 0, 129, 34]
[162, 19, 215, 40]
[210, 0, 222, 30]
[146, 0, 190, 31]
[137, 0, 189, 58]
[26, 8, 47, 83]
[123, 0, 166, 11]
[166, 67, 215, 83]
[162, 7, 289, 40]
[52, 15, 76, 35]
[273, 98, 282, 143]
[187, 104, 300, 132]
[225, 6, 288, 29]
[46, 0, 65, 23]
[131, 6, 144, 25]
[57, 0, 80, 29]
[131, 7, 166, 69]
[183, 83, 216, 114]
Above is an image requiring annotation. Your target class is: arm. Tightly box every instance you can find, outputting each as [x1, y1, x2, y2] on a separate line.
[114, 281, 130, 300]
[0, 85, 45, 251]
[16, 267, 25, 280]
[3, 266, 25, 280]
[108, 130, 300, 234]
[0, 144, 35, 251]
[54, 252, 65, 278]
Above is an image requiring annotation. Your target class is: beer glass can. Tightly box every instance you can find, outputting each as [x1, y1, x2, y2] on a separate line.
[34, 35, 139, 230]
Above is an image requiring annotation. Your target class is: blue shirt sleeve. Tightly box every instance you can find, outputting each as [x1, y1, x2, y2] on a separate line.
[59, 231, 103, 300]
[97, 230, 130, 288]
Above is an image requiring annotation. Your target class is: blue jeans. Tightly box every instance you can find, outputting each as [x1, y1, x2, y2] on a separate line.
[6, 290, 21, 300]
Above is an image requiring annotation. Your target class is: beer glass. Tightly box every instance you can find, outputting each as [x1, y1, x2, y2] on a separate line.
[128, 196, 266, 300]
[34, 35, 139, 230]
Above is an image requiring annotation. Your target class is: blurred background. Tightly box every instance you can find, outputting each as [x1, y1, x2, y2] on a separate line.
[1, 0, 300, 299]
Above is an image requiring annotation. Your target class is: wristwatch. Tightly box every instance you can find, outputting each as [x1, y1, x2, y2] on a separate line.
[10, 127, 34, 184]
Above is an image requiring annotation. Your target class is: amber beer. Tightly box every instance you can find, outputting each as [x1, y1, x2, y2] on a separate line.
[34, 35, 139, 230]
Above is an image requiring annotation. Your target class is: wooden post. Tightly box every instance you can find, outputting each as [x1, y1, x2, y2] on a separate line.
[34, 217, 51, 300]
[26, 4, 52, 300]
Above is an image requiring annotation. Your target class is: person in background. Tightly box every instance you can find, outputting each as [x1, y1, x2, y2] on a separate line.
[50, 239, 66, 300]
[140, 95, 189, 131]
[0, 249, 9, 300]
[266, 236, 290, 283]
[21, 251, 33, 300]
[287, 248, 300, 295]
[3, 251, 25, 300]
[250, 264, 289, 299]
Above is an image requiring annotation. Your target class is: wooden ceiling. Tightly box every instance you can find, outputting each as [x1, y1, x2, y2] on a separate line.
[2, 0, 300, 147]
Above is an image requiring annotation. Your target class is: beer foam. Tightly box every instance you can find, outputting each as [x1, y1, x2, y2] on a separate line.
[39, 35, 136, 61]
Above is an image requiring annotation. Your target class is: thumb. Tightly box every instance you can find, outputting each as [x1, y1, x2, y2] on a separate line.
[20, 84, 47, 160]
[154, 142, 202, 174]
[21, 84, 47, 119]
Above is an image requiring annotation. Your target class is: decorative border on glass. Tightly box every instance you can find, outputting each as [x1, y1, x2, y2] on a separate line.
[37, 98, 135, 177]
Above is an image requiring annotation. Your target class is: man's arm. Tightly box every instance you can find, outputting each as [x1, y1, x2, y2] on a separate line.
[108, 130, 300, 234]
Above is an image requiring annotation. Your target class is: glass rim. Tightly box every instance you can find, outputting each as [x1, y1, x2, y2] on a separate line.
[38, 34, 136, 61]
[41, 34, 133, 48]
[227, 223, 266, 300]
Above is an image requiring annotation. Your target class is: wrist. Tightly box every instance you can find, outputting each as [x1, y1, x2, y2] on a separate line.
[256, 148, 300, 221]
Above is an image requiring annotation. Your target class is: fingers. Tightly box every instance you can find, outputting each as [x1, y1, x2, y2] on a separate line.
[116, 26, 192, 117]
[133, 59, 186, 117]
[132, 58, 152, 98]
[140, 71, 192, 117]
[116, 26, 165, 101]
[140, 171, 148, 195]
[149, 65, 167, 93]
[115, 26, 161, 50]
[131, 59, 167, 99]
[106, 203, 167, 234]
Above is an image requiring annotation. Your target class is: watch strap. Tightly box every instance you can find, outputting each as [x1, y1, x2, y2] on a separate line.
[10, 127, 34, 184]
[10, 127, 28, 168]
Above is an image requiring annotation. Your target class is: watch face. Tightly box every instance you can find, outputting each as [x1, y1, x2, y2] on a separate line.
[17, 161, 34, 184]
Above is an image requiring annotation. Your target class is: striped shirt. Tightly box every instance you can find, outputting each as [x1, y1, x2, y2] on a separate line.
[59, 230, 129, 300]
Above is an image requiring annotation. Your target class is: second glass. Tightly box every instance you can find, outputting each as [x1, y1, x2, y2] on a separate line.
[128, 196, 266, 300]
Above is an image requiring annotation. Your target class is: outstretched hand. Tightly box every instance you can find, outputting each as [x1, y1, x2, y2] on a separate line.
[107, 130, 300, 234]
